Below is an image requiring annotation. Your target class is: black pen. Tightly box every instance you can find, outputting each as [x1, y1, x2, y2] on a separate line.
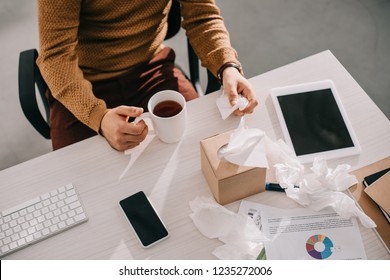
[265, 182, 299, 192]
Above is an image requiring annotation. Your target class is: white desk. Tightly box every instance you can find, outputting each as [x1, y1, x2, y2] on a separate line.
[1, 50, 389, 259]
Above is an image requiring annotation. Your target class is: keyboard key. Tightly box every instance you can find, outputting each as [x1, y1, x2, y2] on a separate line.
[11, 234, 20, 242]
[66, 189, 76, 197]
[68, 210, 76, 218]
[53, 209, 61, 217]
[66, 218, 75, 226]
[11, 212, 19, 220]
[19, 209, 27, 216]
[69, 201, 81, 210]
[17, 238, 26, 247]
[1, 245, 10, 254]
[74, 213, 86, 222]
[65, 196, 78, 205]
[20, 230, 27, 238]
[41, 193, 50, 200]
[50, 189, 58, 197]
[29, 219, 38, 227]
[9, 242, 17, 250]
[14, 225, 21, 233]
[10, 220, 17, 228]
[3, 237, 11, 245]
[5, 229, 13, 237]
[33, 232, 42, 240]
[28, 227, 36, 235]
[25, 235, 34, 243]
[41, 207, 49, 215]
[50, 225, 58, 232]
[25, 213, 33, 221]
[33, 210, 41, 218]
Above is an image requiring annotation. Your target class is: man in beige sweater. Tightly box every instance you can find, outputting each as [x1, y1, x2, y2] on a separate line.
[37, 0, 258, 151]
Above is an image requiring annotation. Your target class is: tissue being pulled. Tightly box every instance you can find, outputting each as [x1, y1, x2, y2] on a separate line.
[189, 196, 267, 260]
[218, 116, 268, 168]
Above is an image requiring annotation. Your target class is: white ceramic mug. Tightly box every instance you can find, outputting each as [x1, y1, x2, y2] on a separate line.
[135, 90, 187, 143]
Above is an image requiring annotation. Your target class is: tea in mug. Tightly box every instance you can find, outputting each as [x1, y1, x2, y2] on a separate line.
[153, 100, 183, 118]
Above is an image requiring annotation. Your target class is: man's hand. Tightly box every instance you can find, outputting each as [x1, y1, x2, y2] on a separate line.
[222, 67, 258, 116]
[100, 106, 148, 151]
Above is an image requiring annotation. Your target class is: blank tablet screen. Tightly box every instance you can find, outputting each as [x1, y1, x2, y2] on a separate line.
[276, 88, 354, 156]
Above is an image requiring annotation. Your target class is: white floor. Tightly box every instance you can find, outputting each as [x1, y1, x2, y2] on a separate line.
[1, 0, 389, 170]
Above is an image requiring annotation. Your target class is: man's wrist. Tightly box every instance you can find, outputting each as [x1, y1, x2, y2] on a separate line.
[217, 62, 243, 85]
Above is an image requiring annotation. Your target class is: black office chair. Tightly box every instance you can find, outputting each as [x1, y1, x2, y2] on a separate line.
[18, 0, 220, 139]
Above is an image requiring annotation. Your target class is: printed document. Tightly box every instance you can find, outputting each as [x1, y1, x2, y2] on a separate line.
[239, 200, 367, 260]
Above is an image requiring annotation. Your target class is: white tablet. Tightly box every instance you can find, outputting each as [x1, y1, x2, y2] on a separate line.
[270, 80, 361, 163]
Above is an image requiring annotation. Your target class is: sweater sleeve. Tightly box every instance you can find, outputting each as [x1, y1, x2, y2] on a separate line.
[179, 0, 240, 76]
[36, 0, 107, 133]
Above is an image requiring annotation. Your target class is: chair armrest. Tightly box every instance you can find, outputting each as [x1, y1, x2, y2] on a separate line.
[18, 49, 51, 139]
[187, 41, 220, 95]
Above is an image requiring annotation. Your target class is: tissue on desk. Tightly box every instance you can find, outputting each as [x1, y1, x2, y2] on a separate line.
[272, 153, 376, 228]
[200, 118, 267, 205]
[189, 196, 267, 260]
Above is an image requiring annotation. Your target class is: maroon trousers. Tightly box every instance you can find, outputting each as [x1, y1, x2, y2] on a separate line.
[47, 47, 198, 150]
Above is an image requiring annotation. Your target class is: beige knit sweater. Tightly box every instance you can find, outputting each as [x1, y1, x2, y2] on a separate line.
[37, 0, 240, 132]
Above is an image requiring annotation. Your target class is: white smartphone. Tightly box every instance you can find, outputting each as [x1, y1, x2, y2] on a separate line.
[119, 191, 169, 248]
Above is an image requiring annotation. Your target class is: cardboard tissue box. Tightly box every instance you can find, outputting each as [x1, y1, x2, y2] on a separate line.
[200, 130, 266, 205]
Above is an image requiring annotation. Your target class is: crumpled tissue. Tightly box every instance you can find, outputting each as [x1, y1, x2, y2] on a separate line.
[189, 196, 267, 259]
[267, 143, 376, 228]
[216, 90, 249, 120]
[218, 116, 268, 168]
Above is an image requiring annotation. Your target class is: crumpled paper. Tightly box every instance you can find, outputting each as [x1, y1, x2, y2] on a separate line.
[216, 91, 249, 120]
[268, 146, 376, 228]
[189, 196, 267, 260]
[218, 116, 268, 168]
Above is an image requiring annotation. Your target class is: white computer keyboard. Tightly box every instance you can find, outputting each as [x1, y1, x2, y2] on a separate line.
[0, 183, 88, 258]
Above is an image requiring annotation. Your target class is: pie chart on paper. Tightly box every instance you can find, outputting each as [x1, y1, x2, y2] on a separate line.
[305, 234, 334, 259]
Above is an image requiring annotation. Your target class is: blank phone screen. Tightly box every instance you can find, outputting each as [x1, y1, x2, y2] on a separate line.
[119, 191, 168, 247]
